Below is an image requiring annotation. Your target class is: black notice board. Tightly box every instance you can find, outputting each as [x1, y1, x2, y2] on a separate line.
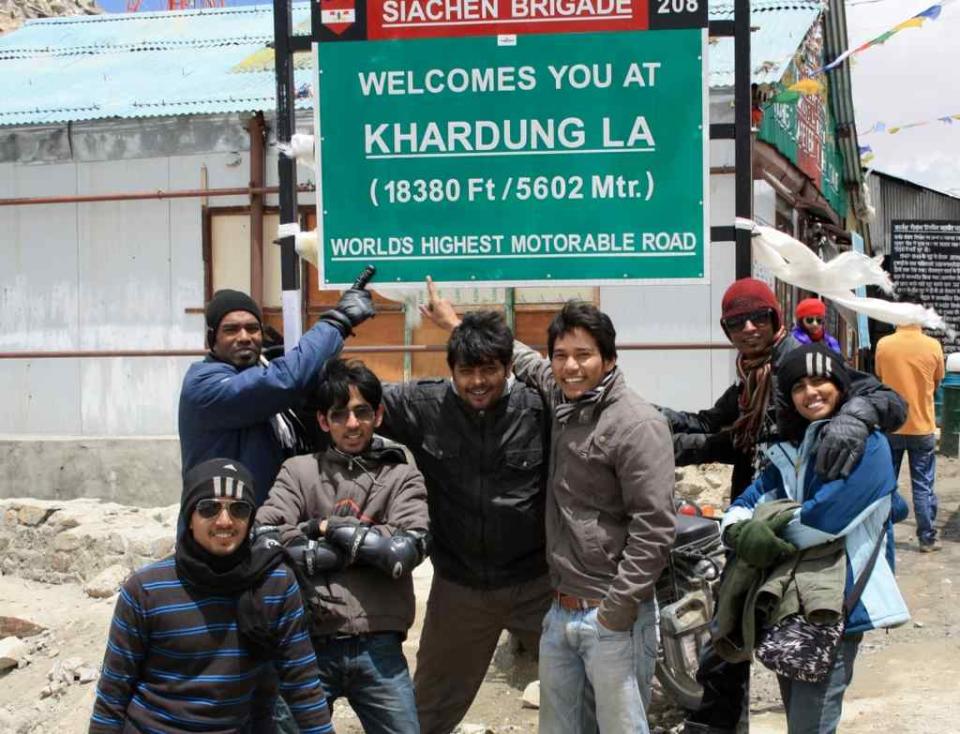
[890, 219, 960, 352]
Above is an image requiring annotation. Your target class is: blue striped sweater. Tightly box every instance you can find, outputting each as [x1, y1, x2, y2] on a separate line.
[89, 557, 333, 734]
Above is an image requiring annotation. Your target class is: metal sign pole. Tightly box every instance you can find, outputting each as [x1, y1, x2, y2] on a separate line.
[734, 0, 753, 279]
[272, 0, 303, 349]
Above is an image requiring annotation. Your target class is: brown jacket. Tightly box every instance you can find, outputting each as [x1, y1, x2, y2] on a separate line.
[513, 342, 676, 630]
[256, 441, 429, 637]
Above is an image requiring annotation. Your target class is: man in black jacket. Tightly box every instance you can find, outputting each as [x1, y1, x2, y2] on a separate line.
[659, 278, 907, 734]
[379, 300, 550, 734]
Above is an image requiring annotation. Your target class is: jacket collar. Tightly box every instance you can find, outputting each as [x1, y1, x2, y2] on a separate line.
[558, 368, 624, 424]
[323, 437, 407, 469]
[763, 419, 829, 500]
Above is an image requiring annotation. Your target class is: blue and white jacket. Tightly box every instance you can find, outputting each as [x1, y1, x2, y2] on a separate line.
[722, 423, 910, 635]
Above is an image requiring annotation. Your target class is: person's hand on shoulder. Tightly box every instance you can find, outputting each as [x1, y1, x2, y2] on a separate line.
[816, 396, 878, 480]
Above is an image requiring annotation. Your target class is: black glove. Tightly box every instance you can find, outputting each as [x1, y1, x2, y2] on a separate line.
[297, 518, 324, 539]
[326, 521, 427, 578]
[284, 535, 346, 577]
[654, 405, 684, 433]
[816, 397, 876, 480]
[361, 533, 426, 579]
[732, 515, 796, 569]
[326, 520, 374, 565]
[320, 288, 375, 337]
[250, 524, 282, 550]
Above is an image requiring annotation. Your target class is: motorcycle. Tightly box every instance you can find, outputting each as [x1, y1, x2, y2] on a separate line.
[654, 509, 726, 710]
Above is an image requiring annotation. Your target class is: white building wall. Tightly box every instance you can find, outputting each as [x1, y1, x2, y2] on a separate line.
[0, 143, 257, 437]
[599, 135, 738, 411]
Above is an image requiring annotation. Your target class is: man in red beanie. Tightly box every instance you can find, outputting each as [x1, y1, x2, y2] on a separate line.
[659, 277, 906, 734]
[792, 297, 841, 353]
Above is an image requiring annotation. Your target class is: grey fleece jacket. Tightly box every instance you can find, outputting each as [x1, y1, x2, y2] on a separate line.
[512, 341, 676, 631]
[256, 442, 429, 637]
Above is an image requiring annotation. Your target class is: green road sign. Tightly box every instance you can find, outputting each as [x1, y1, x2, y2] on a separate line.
[314, 29, 707, 287]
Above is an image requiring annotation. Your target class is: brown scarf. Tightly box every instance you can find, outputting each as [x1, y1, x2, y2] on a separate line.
[731, 327, 787, 453]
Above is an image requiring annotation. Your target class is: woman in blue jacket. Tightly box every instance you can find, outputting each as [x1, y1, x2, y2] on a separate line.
[721, 343, 910, 734]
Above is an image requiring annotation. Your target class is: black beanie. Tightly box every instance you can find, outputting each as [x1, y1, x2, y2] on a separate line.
[775, 344, 851, 442]
[205, 290, 262, 348]
[179, 458, 256, 534]
[777, 343, 850, 401]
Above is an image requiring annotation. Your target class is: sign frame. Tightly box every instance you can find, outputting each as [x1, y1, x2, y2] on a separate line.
[312, 6, 709, 290]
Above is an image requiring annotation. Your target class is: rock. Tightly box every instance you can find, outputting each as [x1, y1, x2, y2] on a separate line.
[521, 680, 540, 709]
[48, 660, 63, 681]
[703, 472, 726, 490]
[454, 725, 493, 734]
[17, 505, 55, 527]
[76, 665, 99, 684]
[40, 680, 68, 699]
[61, 656, 83, 678]
[83, 564, 128, 599]
[0, 616, 46, 638]
[0, 636, 27, 670]
[53, 532, 84, 552]
[675, 481, 706, 499]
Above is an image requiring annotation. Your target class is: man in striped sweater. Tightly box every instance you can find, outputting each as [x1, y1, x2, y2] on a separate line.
[89, 458, 333, 734]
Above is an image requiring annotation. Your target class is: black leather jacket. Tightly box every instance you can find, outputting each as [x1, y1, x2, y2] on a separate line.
[664, 335, 907, 498]
[380, 379, 549, 589]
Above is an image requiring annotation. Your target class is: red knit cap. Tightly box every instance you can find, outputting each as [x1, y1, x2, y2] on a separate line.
[795, 298, 826, 320]
[721, 278, 782, 329]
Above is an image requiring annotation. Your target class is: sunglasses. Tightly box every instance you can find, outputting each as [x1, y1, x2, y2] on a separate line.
[723, 309, 774, 333]
[802, 316, 824, 326]
[327, 405, 376, 425]
[195, 499, 253, 521]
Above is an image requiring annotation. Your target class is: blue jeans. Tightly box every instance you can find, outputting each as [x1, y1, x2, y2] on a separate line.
[889, 433, 938, 544]
[312, 632, 419, 734]
[539, 598, 658, 734]
[777, 634, 861, 734]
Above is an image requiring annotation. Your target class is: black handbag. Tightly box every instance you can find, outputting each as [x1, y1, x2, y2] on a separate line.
[755, 530, 885, 683]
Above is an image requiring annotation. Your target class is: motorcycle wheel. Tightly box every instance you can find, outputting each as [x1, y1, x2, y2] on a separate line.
[656, 658, 703, 712]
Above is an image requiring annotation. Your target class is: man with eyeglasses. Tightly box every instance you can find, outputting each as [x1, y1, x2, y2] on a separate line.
[658, 278, 906, 734]
[791, 297, 841, 354]
[257, 358, 430, 733]
[179, 279, 376, 508]
[90, 458, 333, 734]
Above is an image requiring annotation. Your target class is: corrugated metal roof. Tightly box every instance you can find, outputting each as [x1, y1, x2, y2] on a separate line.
[0, 1, 822, 127]
[708, 1, 824, 88]
[0, 3, 313, 126]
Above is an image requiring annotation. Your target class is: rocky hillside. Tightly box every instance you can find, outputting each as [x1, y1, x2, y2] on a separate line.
[1, 0, 101, 35]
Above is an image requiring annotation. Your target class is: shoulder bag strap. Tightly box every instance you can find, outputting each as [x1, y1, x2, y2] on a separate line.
[843, 526, 887, 615]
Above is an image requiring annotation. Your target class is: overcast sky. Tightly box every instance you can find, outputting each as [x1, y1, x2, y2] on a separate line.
[846, 0, 960, 196]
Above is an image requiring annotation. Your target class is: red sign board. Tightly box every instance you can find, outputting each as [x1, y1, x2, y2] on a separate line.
[367, 0, 650, 39]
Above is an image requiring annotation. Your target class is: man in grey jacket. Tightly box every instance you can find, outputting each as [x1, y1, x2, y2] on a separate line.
[256, 358, 430, 734]
[427, 294, 675, 734]
[510, 301, 676, 734]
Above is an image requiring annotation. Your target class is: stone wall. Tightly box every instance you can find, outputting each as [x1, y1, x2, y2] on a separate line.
[0, 498, 176, 585]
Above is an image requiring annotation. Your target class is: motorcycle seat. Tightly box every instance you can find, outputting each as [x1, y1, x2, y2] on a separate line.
[674, 513, 719, 547]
